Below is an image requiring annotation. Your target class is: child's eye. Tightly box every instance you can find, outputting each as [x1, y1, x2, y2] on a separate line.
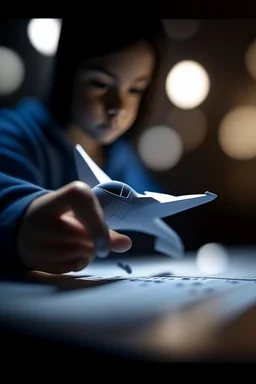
[89, 80, 109, 89]
[130, 88, 145, 95]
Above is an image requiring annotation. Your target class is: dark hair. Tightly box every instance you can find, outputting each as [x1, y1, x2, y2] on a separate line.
[46, 18, 168, 132]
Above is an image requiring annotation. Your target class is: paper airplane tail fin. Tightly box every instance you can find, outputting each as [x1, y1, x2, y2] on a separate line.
[75, 144, 112, 188]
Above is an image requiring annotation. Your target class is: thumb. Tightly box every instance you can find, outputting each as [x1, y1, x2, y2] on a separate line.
[109, 229, 132, 253]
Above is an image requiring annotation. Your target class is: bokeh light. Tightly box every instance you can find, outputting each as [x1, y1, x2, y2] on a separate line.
[165, 60, 210, 109]
[218, 106, 256, 160]
[196, 243, 229, 275]
[167, 107, 208, 152]
[137, 125, 183, 171]
[0, 46, 25, 95]
[27, 18, 62, 56]
[244, 39, 256, 81]
[162, 19, 200, 41]
[227, 167, 256, 206]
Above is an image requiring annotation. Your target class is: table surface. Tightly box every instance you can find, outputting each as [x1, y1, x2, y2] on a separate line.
[1, 246, 256, 362]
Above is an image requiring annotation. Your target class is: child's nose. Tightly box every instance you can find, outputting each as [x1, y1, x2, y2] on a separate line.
[107, 108, 125, 118]
[105, 89, 126, 118]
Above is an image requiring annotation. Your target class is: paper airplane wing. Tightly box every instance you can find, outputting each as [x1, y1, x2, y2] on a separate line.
[75, 144, 112, 188]
[144, 191, 177, 202]
[138, 191, 217, 218]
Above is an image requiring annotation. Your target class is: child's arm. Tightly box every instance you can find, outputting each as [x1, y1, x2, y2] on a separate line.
[0, 172, 48, 271]
[0, 111, 50, 270]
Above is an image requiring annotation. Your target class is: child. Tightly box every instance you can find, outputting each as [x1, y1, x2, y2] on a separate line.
[0, 18, 167, 274]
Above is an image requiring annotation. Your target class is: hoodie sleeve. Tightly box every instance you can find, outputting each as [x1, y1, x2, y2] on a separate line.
[0, 174, 49, 271]
[0, 110, 50, 272]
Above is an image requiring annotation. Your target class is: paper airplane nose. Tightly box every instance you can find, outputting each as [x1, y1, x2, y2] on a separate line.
[205, 191, 218, 199]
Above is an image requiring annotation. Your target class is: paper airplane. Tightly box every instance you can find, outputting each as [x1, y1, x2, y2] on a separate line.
[75, 144, 217, 258]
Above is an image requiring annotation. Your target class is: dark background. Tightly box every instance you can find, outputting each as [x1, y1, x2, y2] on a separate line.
[1, 19, 256, 254]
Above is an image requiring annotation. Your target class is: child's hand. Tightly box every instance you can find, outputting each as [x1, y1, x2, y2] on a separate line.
[17, 181, 132, 274]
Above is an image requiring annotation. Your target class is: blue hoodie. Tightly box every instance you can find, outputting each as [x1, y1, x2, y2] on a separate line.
[0, 97, 161, 270]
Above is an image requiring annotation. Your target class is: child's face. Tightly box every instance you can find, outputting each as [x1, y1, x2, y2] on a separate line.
[71, 40, 155, 144]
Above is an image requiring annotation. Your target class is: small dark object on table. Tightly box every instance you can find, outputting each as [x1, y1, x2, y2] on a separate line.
[154, 272, 173, 277]
[117, 262, 132, 274]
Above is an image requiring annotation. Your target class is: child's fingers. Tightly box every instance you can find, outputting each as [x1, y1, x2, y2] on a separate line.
[34, 243, 95, 261]
[29, 244, 95, 274]
[34, 216, 132, 253]
[61, 213, 133, 253]
[41, 257, 90, 274]
[33, 213, 91, 240]
[36, 181, 110, 258]
[36, 235, 95, 249]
